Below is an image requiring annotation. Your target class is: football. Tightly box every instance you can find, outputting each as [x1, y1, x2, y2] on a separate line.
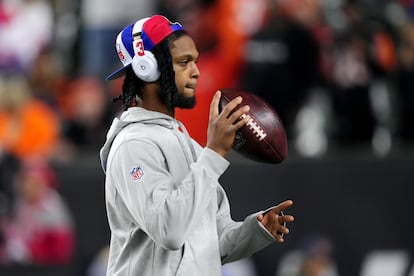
[219, 88, 288, 164]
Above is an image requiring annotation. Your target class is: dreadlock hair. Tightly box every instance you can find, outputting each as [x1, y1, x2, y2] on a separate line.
[152, 31, 181, 114]
[112, 66, 144, 110]
[113, 30, 187, 113]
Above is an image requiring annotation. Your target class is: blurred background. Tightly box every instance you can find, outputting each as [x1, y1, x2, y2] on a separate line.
[0, 0, 413, 275]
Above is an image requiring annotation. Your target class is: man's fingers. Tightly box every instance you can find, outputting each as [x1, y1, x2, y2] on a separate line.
[229, 102, 249, 118]
[210, 92, 251, 129]
[221, 96, 243, 119]
[232, 110, 250, 129]
[284, 215, 295, 223]
[209, 90, 221, 120]
[279, 213, 295, 223]
[274, 200, 294, 213]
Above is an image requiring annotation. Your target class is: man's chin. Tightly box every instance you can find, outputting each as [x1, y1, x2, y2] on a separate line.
[174, 94, 196, 109]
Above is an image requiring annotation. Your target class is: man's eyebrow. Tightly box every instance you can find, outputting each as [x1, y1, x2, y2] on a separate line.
[176, 54, 198, 60]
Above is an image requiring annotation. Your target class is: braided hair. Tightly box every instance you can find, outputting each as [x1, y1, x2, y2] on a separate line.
[113, 30, 187, 114]
[112, 67, 143, 110]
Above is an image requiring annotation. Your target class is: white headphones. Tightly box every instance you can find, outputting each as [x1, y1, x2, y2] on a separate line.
[131, 39, 160, 82]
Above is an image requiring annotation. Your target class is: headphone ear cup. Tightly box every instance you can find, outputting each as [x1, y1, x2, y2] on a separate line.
[132, 51, 160, 82]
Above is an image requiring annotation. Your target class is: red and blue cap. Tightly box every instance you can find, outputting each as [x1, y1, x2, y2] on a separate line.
[106, 15, 184, 81]
[140, 15, 184, 51]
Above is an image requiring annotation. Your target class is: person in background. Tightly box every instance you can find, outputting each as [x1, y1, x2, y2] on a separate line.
[0, 156, 75, 264]
[58, 76, 109, 147]
[78, 0, 159, 79]
[275, 235, 338, 276]
[172, 0, 268, 146]
[238, 0, 320, 138]
[0, 76, 60, 160]
[395, 21, 414, 142]
[0, 0, 54, 74]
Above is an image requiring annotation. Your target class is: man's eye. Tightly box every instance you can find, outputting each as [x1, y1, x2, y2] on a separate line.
[179, 60, 189, 66]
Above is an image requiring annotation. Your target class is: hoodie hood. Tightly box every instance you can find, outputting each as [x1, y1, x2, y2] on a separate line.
[100, 107, 174, 173]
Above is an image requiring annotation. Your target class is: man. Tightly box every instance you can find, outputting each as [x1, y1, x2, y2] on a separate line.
[100, 15, 294, 276]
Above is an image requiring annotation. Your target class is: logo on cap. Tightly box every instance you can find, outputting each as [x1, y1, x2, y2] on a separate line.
[116, 44, 126, 63]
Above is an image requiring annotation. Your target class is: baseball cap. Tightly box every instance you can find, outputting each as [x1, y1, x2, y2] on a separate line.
[106, 15, 184, 81]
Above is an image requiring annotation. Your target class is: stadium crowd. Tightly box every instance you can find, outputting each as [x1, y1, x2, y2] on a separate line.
[0, 0, 413, 274]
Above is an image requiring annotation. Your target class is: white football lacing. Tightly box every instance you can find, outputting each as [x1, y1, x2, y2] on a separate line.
[240, 114, 267, 141]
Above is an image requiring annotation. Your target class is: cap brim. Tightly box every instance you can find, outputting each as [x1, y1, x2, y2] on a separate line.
[105, 64, 131, 81]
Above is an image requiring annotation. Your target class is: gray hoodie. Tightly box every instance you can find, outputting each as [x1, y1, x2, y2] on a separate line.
[100, 107, 275, 276]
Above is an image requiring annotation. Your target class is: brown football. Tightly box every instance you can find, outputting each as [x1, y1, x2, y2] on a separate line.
[219, 88, 288, 163]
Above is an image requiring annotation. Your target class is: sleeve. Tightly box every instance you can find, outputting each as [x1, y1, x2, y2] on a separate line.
[110, 139, 229, 250]
[215, 186, 276, 264]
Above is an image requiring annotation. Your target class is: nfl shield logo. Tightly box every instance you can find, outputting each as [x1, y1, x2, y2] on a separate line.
[130, 166, 144, 181]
